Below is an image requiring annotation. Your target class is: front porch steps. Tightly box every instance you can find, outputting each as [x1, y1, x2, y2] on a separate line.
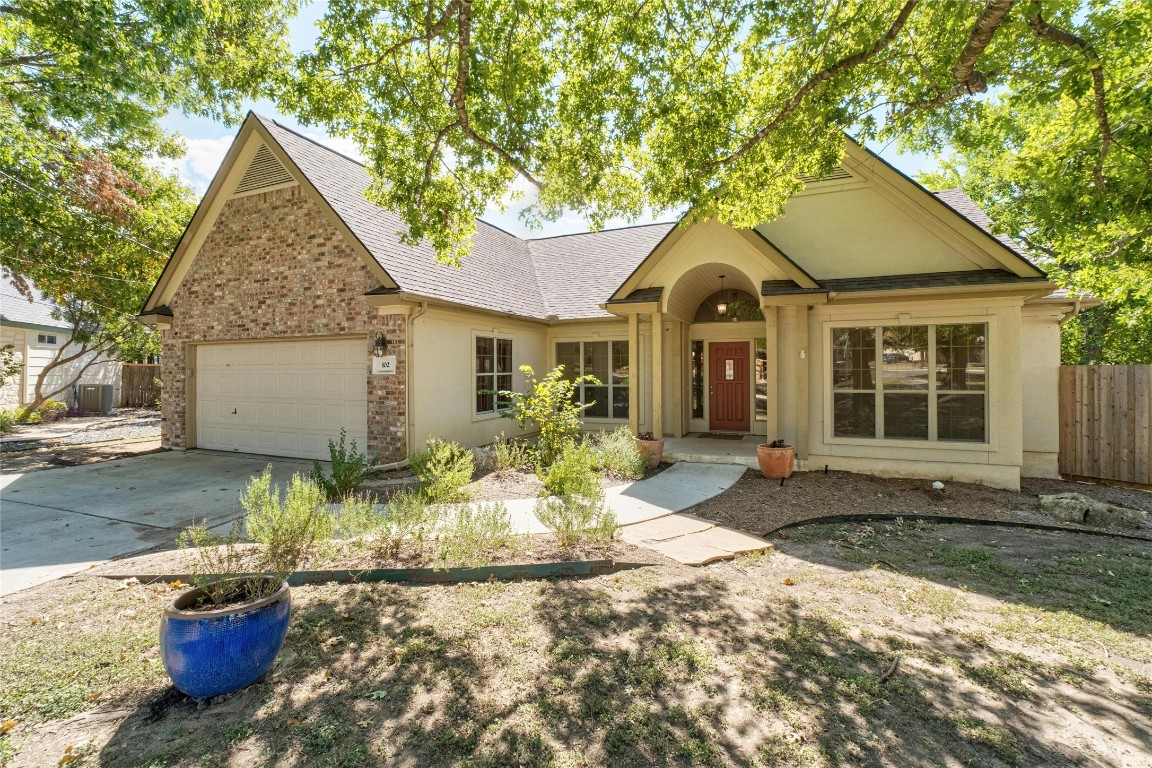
[662, 434, 760, 470]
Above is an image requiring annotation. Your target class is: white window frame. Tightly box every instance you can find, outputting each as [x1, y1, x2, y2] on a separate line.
[36, 333, 59, 345]
[474, 334, 513, 419]
[554, 340, 630, 421]
[826, 321, 991, 446]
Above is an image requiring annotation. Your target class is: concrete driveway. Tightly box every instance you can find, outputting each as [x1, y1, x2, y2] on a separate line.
[0, 450, 314, 596]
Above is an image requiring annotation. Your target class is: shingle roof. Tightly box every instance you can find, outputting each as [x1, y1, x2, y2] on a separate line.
[932, 188, 1031, 263]
[528, 227, 674, 319]
[256, 117, 1040, 320]
[0, 274, 71, 330]
[606, 286, 664, 305]
[762, 269, 1048, 296]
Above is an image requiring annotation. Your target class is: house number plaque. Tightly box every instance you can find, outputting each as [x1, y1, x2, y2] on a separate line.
[725, 359, 734, 380]
[372, 355, 397, 375]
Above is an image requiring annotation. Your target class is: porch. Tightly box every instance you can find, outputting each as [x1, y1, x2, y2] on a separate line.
[663, 433, 761, 470]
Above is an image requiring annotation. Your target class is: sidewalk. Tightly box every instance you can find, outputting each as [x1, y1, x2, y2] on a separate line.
[497, 462, 772, 566]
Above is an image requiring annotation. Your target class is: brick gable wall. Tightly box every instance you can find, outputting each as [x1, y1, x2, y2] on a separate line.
[160, 184, 406, 460]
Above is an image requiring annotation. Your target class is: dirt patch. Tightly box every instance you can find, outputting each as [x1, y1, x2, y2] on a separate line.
[686, 468, 1152, 540]
[3, 522, 1150, 767]
[0, 438, 164, 473]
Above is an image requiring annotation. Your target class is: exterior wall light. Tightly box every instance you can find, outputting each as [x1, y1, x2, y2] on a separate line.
[716, 275, 728, 316]
[373, 331, 387, 357]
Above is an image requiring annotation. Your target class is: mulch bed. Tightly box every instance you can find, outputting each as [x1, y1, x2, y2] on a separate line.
[685, 468, 1152, 541]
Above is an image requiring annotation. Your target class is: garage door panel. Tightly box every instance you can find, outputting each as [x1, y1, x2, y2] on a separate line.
[196, 340, 369, 461]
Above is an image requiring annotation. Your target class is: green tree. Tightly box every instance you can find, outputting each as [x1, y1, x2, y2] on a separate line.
[1, 0, 301, 399]
[0, 0, 298, 297]
[284, 0, 1149, 353]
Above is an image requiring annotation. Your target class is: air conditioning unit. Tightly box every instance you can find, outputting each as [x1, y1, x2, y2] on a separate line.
[78, 384, 115, 414]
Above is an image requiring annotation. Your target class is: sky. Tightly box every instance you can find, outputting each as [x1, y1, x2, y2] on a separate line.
[158, 2, 940, 238]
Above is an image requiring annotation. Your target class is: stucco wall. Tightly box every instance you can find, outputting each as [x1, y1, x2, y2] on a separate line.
[409, 308, 546, 450]
[1020, 305, 1064, 478]
[804, 297, 1025, 490]
[161, 184, 407, 461]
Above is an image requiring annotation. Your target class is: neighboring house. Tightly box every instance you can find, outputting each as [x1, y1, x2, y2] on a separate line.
[0, 276, 122, 409]
[138, 113, 1089, 489]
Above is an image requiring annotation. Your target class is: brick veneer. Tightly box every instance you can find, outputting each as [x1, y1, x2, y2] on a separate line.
[160, 185, 407, 460]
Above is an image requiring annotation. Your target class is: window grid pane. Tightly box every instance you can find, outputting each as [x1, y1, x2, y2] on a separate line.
[476, 336, 512, 414]
[831, 324, 986, 444]
[555, 340, 628, 420]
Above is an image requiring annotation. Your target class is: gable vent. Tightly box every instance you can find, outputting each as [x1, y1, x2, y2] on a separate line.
[797, 166, 853, 184]
[234, 144, 295, 194]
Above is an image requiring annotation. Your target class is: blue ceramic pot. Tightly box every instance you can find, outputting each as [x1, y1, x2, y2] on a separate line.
[160, 577, 291, 699]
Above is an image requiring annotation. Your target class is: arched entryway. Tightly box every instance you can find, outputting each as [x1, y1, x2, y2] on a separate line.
[662, 263, 773, 437]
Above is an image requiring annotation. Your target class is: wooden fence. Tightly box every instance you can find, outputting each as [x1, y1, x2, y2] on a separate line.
[1059, 365, 1151, 485]
[120, 363, 160, 408]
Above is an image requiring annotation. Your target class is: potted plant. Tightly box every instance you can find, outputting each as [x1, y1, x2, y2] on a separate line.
[634, 431, 665, 470]
[757, 439, 794, 480]
[160, 467, 333, 699]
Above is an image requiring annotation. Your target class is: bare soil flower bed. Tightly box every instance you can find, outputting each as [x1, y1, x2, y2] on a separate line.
[686, 469, 1152, 540]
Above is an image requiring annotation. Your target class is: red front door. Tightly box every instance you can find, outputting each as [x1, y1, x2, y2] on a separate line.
[709, 342, 750, 432]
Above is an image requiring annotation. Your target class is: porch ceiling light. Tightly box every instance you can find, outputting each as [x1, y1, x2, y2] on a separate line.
[716, 275, 728, 316]
[373, 331, 387, 357]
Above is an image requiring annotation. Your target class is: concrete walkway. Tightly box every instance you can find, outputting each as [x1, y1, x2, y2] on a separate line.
[500, 462, 771, 566]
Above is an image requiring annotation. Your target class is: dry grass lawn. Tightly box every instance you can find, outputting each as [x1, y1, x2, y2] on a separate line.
[1, 520, 1150, 767]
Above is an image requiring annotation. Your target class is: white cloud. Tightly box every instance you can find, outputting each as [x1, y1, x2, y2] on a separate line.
[155, 135, 236, 194]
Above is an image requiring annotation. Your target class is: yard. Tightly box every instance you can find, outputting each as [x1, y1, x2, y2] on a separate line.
[2, 509, 1149, 767]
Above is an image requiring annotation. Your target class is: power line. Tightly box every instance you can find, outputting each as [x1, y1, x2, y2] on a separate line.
[0, 166, 173, 258]
[2, 254, 153, 285]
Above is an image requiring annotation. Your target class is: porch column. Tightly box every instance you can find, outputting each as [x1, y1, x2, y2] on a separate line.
[763, 306, 779, 440]
[776, 305, 799, 447]
[628, 312, 639, 436]
[650, 311, 663, 438]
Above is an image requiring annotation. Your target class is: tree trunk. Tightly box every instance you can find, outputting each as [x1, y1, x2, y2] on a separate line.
[18, 341, 113, 420]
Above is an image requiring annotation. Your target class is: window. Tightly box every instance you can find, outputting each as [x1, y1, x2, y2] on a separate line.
[555, 340, 629, 419]
[831, 323, 987, 442]
[37, 333, 57, 345]
[690, 340, 704, 419]
[475, 336, 512, 415]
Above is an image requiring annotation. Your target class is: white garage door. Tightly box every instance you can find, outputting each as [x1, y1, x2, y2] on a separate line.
[196, 339, 368, 461]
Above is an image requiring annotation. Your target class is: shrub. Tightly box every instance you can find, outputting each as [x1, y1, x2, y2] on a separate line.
[335, 488, 443, 558]
[542, 440, 601, 498]
[590, 426, 647, 479]
[242, 467, 334, 579]
[309, 428, 376, 500]
[21, 399, 67, 424]
[498, 365, 599, 469]
[179, 466, 335, 605]
[435, 502, 518, 569]
[492, 432, 531, 471]
[409, 438, 474, 502]
[0, 410, 14, 434]
[534, 494, 618, 547]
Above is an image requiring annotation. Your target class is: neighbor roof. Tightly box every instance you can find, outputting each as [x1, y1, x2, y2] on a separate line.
[0, 274, 70, 330]
[202, 115, 1048, 321]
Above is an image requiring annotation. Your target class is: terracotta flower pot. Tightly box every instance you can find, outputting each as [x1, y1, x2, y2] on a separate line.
[757, 444, 794, 480]
[634, 437, 665, 470]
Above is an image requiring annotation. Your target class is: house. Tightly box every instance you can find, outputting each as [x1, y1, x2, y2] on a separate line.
[0, 275, 122, 410]
[138, 113, 1084, 490]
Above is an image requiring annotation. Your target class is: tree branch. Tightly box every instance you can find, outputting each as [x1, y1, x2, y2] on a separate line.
[340, 0, 461, 76]
[897, 0, 1013, 116]
[449, 0, 541, 187]
[1108, 227, 1152, 260]
[1027, 1, 1112, 187]
[0, 51, 56, 69]
[710, 0, 920, 171]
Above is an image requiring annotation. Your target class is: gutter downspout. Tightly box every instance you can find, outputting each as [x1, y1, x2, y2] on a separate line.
[1058, 296, 1083, 327]
[406, 302, 429, 455]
